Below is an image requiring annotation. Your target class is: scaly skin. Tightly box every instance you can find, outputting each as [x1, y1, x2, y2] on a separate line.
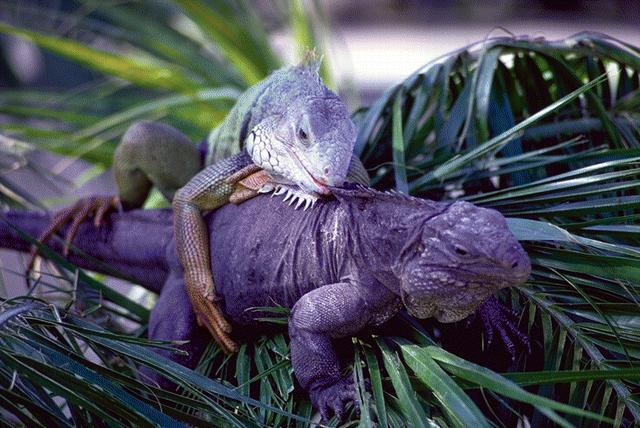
[172, 63, 364, 352]
[172, 152, 252, 352]
[2, 185, 531, 420]
[30, 62, 368, 352]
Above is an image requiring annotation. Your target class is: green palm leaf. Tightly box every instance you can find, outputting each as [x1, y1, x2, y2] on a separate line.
[1, 2, 640, 426]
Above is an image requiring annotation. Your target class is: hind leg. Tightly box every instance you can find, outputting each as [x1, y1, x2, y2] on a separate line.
[114, 120, 201, 207]
[29, 121, 201, 273]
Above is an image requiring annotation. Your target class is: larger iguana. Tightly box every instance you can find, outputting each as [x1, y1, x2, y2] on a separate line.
[30, 61, 368, 353]
[3, 185, 531, 420]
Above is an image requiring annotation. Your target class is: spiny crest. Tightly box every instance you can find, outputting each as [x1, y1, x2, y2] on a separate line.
[264, 60, 328, 106]
[301, 48, 322, 74]
[332, 182, 440, 209]
[289, 49, 324, 89]
[264, 183, 318, 211]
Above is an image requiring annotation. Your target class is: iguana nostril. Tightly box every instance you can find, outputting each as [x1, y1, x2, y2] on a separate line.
[511, 261, 519, 269]
[323, 166, 330, 175]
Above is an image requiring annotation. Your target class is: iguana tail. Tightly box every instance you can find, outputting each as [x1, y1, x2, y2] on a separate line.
[0, 209, 174, 293]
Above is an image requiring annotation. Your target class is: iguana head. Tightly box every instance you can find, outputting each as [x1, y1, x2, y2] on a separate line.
[393, 200, 531, 323]
[245, 64, 356, 196]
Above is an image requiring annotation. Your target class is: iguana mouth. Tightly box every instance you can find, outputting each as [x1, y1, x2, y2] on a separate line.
[290, 151, 331, 195]
[311, 175, 330, 193]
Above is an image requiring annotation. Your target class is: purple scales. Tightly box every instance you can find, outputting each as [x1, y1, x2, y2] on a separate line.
[0, 184, 530, 420]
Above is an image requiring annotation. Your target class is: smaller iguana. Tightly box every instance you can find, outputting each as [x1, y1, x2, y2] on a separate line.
[29, 60, 368, 353]
[4, 185, 531, 420]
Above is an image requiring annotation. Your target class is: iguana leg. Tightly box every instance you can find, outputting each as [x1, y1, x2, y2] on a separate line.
[172, 151, 253, 353]
[226, 154, 369, 205]
[28, 121, 200, 274]
[225, 163, 263, 187]
[26, 195, 121, 271]
[289, 280, 399, 421]
[228, 169, 273, 204]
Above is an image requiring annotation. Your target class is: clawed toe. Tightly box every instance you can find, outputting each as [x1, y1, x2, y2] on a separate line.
[477, 295, 530, 359]
[311, 376, 357, 422]
[196, 314, 238, 353]
[94, 196, 121, 226]
[27, 195, 120, 276]
[192, 291, 237, 353]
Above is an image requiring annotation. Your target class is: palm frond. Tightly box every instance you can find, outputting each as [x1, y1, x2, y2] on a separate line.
[0, 299, 314, 427]
[1, 2, 640, 425]
[354, 32, 640, 426]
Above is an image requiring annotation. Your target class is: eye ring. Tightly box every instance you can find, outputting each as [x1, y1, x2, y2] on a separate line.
[454, 246, 468, 256]
[298, 128, 308, 140]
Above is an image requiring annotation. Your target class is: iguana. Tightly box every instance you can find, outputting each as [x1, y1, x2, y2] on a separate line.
[29, 61, 368, 353]
[2, 185, 531, 420]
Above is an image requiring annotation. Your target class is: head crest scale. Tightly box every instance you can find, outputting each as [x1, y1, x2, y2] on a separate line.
[301, 48, 322, 74]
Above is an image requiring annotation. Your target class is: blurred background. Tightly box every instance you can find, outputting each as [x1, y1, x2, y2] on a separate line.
[2, 1, 640, 100]
[1, 3, 640, 425]
[0, 0, 639, 296]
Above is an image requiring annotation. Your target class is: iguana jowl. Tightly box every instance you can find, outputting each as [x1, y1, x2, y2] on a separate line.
[30, 62, 368, 352]
[3, 185, 531, 420]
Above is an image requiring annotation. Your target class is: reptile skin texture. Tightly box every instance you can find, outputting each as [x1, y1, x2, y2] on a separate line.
[172, 152, 253, 352]
[29, 62, 363, 352]
[2, 185, 531, 420]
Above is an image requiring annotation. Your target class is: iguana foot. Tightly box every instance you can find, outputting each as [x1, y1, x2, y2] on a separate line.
[227, 168, 272, 205]
[475, 295, 531, 360]
[186, 277, 238, 353]
[309, 375, 357, 422]
[27, 195, 121, 273]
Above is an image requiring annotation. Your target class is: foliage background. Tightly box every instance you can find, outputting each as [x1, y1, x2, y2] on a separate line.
[0, 1, 640, 427]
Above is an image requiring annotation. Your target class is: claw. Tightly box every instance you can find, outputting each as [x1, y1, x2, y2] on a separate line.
[481, 310, 494, 345]
[273, 186, 286, 196]
[476, 295, 530, 359]
[187, 275, 238, 354]
[64, 202, 93, 256]
[295, 197, 305, 210]
[27, 195, 119, 277]
[311, 376, 357, 423]
[303, 197, 312, 210]
[94, 196, 121, 226]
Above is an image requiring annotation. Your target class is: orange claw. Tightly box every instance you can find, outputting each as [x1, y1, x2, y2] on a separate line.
[27, 195, 121, 276]
[190, 289, 238, 353]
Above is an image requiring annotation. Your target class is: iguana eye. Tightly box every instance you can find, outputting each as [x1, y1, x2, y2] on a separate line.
[417, 243, 425, 253]
[454, 246, 469, 256]
[298, 128, 308, 140]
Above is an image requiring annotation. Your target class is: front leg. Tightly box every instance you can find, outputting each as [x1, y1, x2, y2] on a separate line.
[227, 153, 370, 207]
[476, 295, 531, 358]
[289, 281, 399, 421]
[172, 151, 253, 353]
